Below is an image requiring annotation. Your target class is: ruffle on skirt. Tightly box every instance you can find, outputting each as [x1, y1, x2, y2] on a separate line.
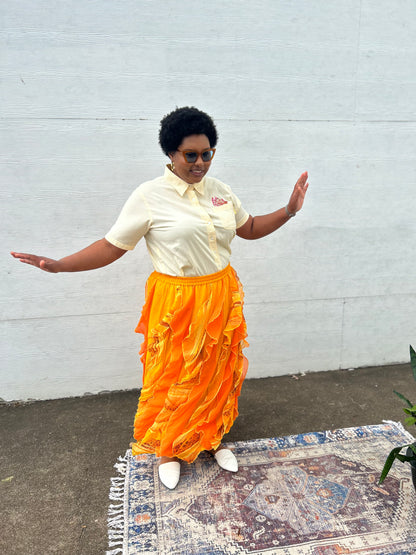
[131, 265, 248, 463]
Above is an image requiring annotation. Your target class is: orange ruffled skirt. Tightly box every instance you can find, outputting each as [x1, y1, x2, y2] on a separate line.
[131, 265, 248, 463]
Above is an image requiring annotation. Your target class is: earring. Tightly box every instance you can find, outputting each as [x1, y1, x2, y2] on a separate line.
[171, 160, 175, 171]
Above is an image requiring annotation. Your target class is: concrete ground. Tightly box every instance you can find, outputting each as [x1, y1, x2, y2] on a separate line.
[1, 363, 415, 555]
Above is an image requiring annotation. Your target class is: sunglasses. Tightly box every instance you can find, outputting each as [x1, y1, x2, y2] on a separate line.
[177, 148, 216, 163]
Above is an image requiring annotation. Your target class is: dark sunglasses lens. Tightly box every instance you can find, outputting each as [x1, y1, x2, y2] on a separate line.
[202, 150, 214, 161]
[183, 150, 214, 163]
[184, 152, 198, 163]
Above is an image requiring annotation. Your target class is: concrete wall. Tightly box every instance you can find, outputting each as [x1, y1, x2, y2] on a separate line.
[2, 1, 415, 401]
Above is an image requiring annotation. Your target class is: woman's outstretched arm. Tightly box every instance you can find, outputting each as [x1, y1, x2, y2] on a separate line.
[237, 171, 309, 240]
[11, 238, 127, 273]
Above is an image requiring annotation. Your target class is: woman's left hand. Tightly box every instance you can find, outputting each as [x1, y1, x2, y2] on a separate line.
[287, 171, 309, 214]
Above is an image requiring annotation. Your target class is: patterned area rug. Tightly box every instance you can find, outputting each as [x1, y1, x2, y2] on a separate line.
[107, 422, 416, 554]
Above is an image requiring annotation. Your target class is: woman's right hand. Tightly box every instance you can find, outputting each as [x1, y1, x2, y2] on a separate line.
[10, 252, 60, 273]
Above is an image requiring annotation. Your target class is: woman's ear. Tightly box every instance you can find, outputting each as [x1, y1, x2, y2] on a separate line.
[168, 153, 175, 171]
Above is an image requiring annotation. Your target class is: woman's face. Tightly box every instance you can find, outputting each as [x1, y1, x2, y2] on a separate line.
[169, 134, 213, 184]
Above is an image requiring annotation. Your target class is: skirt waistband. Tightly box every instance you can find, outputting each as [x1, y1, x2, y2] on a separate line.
[149, 265, 233, 286]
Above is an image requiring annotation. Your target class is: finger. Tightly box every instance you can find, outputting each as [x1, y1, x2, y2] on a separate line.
[12, 252, 43, 268]
[299, 181, 309, 194]
[11, 252, 33, 260]
[296, 171, 308, 185]
[11, 251, 29, 259]
[299, 182, 309, 195]
[13, 253, 31, 262]
[19, 256, 38, 265]
[18, 258, 38, 267]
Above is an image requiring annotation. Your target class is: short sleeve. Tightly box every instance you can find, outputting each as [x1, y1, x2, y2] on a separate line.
[105, 188, 152, 250]
[228, 188, 249, 229]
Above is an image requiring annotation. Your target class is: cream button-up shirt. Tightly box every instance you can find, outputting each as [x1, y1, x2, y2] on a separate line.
[105, 166, 249, 277]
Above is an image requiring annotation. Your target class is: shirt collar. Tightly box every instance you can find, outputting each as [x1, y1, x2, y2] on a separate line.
[164, 165, 205, 196]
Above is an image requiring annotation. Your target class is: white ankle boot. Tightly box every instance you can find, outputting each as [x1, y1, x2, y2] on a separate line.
[214, 449, 238, 472]
[158, 461, 181, 489]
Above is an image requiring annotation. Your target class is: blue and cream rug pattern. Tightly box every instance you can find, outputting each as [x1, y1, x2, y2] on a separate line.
[107, 422, 416, 554]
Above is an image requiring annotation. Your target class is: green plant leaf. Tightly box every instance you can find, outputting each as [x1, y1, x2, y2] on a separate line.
[404, 416, 416, 426]
[379, 445, 407, 484]
[395, 453, 415, 463]
[408, 444, 416, 456]
[394, 390, 413, 408]
[410, 345, 416, 381]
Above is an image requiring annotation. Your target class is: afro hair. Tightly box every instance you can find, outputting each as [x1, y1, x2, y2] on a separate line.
[159, 106, 218, 155]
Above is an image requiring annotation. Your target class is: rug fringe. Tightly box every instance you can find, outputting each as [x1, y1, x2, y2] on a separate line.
[106, 451, 130, 555]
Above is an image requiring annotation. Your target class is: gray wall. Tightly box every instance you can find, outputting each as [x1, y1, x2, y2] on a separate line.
[2, 1, 416, 401]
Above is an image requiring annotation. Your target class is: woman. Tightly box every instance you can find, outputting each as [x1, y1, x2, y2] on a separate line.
[11, 106, 309, 490]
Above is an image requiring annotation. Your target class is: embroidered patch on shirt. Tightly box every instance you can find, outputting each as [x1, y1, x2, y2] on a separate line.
[212, 196, 228, 206]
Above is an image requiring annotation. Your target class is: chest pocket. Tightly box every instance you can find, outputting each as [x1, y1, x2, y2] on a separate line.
[212, 203, 236, 230]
